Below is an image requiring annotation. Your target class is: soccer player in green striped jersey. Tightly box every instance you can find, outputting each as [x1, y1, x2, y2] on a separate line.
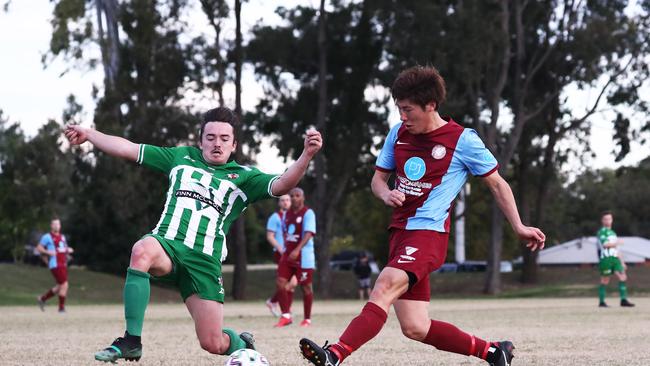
[596, 211, 634, 308]
[64, 107, 323, 363]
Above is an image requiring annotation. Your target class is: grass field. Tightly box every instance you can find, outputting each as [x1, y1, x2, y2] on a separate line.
[2, 263, 650, 306]
[1, 298, 648, 366]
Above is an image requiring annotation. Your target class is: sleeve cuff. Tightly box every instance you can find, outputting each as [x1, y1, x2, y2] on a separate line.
[479, 164, 499, 177]
[267, 175, 281, 198]
[375, 165, 394, 173]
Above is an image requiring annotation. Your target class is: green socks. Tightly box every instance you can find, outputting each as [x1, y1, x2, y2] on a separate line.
[618, 281, 628, 300]
[598, 284, 606, 302]
[124, 267, 151, 337]
[222, 328, 246, 355]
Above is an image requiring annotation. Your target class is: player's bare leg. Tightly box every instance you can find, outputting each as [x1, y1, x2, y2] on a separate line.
[186, 295, 255, 355]
[95, 237, 172, 363]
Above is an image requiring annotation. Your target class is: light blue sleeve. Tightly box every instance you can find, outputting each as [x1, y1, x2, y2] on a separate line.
[266, 213, 280, 232]
[303, 209, 316, 234]
[40, 234, 53, 251]
[456, 129, 498, 176]
[375, 123, 401, 171]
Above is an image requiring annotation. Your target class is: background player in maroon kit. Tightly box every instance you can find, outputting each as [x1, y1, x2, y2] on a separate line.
[299, 66, 545, 366]
[265, 194, 298, 317]
[36, 217, 74, 313]
[274, 187, 317, 328]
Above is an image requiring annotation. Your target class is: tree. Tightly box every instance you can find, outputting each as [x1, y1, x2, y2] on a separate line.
[246, 0, 388, 296]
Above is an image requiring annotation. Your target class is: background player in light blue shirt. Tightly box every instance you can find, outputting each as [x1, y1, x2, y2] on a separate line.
[265, 194, 297, 316]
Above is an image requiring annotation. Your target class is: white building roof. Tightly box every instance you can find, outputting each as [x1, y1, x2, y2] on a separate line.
[535, 236, 650, 265]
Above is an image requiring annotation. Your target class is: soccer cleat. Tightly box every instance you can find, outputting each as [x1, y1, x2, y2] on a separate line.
[37, 297, 45, 312]
[599, 301, 609, 308]
[300, 319, 312, 327]
[299, 338, 340, 366]
[58, 309, 66, 314]
[265, 299, 280, 317]
[274, 316, 292, 328]
[239, 332, 256, 350]
[621, 299, 635, 307]
[486, 341, 515, 366]
[94, 333, 142, 363]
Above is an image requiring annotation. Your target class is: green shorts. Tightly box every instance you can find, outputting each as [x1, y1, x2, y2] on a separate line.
[599, 256, 624, 276]
[144, 234, 225, 303]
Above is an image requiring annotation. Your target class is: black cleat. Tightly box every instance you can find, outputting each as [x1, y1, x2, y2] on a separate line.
[239, 332, 256, 350]
[486, 341, 515, 366]
[599, 301, 609, 308]
[94, 332, 142, 363]
[299, 338, 340, 366]
[621, 299, 635, 307]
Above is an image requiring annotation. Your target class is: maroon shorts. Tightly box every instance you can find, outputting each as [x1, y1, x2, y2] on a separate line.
[51, 267, 68, 284]
[386, 229, 448, 301]
[277, 261, 313, 285]
[273, 251, 282, 264]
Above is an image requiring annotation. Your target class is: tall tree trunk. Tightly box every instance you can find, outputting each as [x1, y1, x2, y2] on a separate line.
[231, 0, 247, 300]
[314, 0, 330, 298]
[96, 0, 120, 92]
[485, 200, 504, 294]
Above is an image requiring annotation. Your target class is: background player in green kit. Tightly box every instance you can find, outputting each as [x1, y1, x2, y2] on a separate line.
[64, 107, 323, 363]
[597, 211, 634, 308]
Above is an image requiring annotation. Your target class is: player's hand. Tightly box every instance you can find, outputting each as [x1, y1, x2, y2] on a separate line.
[303, 128, 323, 157]
[64, 124, 89, 145]
[382, 189, 406, 207]
[47, 250, 56, 257]
[516, 225, 546, 251]
[289, 249, 300, 261]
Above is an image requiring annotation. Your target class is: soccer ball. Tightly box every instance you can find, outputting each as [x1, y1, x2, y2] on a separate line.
[224, 349, 270, 366]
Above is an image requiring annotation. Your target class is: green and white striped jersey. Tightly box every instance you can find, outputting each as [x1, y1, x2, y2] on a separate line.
[597, 227, 618, 258]
[137, 144, 279, 262]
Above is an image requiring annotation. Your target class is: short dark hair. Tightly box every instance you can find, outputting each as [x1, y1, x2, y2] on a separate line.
[200, 107, 238, 141]
[601, 210, 613, 218]
[391, 65, 446, 110]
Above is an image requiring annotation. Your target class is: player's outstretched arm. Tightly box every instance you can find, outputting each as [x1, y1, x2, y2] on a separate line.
[64, 125, 139, 162]
[482, 171, 546, 251]
[271, 129, 323, 196]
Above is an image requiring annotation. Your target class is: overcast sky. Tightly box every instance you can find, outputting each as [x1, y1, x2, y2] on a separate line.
[0, 0, 648, 175]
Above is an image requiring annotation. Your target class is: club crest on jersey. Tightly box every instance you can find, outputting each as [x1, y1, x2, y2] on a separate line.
[296, 217, 302, 224]
[227, 173, 239, 179]
[404, 157, 426, 181]
[432, 145, 446, 160]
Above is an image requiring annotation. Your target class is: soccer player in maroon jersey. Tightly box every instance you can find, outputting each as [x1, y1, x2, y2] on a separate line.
[265, 194, 298, 317]
[36, 217, 74, 313]
[274, 187, 317, 327]
[299, 66, 545, 366]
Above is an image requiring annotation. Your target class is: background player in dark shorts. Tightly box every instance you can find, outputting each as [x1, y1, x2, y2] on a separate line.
[300, 66, 545, 366]
[353, 252, 372, 300]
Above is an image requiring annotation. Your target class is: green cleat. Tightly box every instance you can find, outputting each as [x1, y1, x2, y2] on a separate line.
[94, 333, 142, 363]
